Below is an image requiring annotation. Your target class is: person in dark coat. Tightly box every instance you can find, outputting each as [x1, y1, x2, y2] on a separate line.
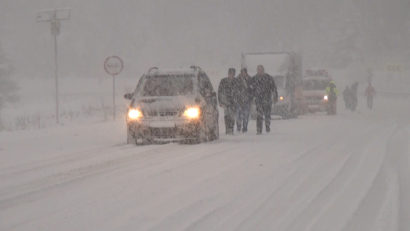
[250, 65, 278, 134]
[235, 68, 252, 133]
[343, 86, 350, 109]
[325, 80, 338, 115]
[218, 68, 237, 135]
[350, 82, 359, 111]
[365, 82, 376, 110]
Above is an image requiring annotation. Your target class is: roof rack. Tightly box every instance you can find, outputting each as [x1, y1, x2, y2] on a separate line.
[190, 65, 202, 72]
[147, 66, 159, 74]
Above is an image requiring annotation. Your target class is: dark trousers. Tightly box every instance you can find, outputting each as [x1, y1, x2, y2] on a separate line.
[327, 99, 337, 115]
[236, 103, 250, 132]
[256, 103, 272, 133]
[223, 106, 236, 134]
[367, 96, 373, 110]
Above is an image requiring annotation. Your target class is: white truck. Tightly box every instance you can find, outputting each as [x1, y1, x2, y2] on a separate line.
[241, 52, 303, 119]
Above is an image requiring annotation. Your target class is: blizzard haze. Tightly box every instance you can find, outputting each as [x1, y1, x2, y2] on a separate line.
[1, 1, 410, 231]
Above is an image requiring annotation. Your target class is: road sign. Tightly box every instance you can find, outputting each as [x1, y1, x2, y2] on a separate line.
[104, 56, 124, 120]
[104, 56, 124, 76]
[386, 64, 402, 73]
[36, 8, 71, 22]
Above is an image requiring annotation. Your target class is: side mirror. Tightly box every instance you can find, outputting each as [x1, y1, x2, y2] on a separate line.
[124, 93, 133, 100]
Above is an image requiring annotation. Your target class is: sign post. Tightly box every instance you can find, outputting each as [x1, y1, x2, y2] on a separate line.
[37, 8, 71, 124]
[104, 56, 124, 120]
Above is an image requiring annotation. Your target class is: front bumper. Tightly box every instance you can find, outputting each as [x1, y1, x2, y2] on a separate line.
[273, 102, 288, 114]
[127, 118, 200, 142]
[306, 100, 328, 112]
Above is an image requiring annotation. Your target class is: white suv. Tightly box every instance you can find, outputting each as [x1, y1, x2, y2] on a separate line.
[124, 66, 219, 144]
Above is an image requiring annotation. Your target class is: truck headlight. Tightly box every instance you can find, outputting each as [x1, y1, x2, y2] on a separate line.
[323, 95, 328, 101]
[128, 108, 143, 120]
[279, 96, 284, 101]
[184, 107, 200, 119]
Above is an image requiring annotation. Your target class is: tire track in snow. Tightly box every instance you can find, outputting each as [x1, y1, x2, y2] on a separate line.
[104, 134, 337, 231]
[278, 124, 395, 231]
[0, 143, 199, 209]
[0, 143, 245, 230]
[302, 125, 397, 231]
[341, 125, 410, 231]
[234, 123, 386, 231]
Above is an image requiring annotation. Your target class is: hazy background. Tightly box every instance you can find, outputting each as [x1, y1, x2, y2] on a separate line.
[1, 0, 409, 78]
[0, 0, 409, 130]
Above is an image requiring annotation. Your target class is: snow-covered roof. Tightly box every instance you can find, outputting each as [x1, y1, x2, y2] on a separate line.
[303, 76, 331, 81]
[242, 53, 290, 77]
[146, 67, 197, 76]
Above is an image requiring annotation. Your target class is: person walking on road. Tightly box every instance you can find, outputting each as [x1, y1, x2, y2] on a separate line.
[218, 68, 237, 135]
[350, 82, 359, 111]
[343, 86, 350, 109]
[325, 80, 338, 115]
[365, 82, 376, 110]
[250, 65, 278, 135]
[235, 68, 252, 133]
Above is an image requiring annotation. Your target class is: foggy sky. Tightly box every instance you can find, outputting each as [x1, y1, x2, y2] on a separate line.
[1, 0, 409, 80]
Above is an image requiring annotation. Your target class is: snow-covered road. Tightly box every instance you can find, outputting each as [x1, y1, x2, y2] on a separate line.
[1, 97, 409, 231]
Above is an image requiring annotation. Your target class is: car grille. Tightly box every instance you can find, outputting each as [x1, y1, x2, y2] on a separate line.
[305, 96, 323, 105]
[305, 96, 323, 101]
[144, 110, 180, 117]
[149, 127, 177, 138]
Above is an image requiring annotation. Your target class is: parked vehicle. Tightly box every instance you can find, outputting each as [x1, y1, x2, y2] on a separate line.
[124, 66, 219, 145]
[241, 52, 303, 119]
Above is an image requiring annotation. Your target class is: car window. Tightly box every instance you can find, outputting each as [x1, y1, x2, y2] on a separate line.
[140, 74, 194, 96]
[198, 72, 214, 97]
[303, 79, 329, 91]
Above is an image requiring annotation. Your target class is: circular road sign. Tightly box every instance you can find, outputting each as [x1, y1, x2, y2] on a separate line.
[104, 56, 124, 76]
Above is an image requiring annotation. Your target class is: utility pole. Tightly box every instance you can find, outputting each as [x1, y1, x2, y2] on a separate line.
[37, 8, 71, 124]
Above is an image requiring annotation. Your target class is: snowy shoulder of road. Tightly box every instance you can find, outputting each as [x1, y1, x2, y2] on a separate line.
[1, 96, 409, 231]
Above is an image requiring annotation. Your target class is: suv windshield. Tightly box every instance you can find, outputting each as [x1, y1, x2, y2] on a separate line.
[141, 74, 194, 96]
[303, 79, 329, 91]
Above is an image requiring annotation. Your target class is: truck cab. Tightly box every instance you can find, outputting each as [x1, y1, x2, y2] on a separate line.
[302, 73, 331, 113]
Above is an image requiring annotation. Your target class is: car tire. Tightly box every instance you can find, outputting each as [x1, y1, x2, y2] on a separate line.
[281, 108, 290, 120]
[193, 123, 207, 144]
[127, 128, 136, 144]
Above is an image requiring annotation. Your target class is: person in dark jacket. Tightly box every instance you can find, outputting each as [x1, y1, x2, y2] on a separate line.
[218, 68, 237, 135]
[365, 82, 376, 110]
[343, 86, 350, 109]
[350, 82, 359, 111]
[325, 80, 338, 115]
[250, 65, 278, 134]
[235, 68, 252, 132]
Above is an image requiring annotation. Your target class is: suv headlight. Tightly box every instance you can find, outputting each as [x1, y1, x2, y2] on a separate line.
[323, 95, 328, 101]
[184, 107, 200, 119]
[128, 108, 143, 120]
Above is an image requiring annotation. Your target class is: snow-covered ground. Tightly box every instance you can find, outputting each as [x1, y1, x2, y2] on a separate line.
[1, 94, 409, 231]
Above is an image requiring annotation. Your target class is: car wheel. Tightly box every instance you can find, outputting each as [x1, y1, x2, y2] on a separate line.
[135, 137, 149, 145]
[281, 108, 290, 120]
[193, 123, 207, 144]
[127, 128, 136, 144]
